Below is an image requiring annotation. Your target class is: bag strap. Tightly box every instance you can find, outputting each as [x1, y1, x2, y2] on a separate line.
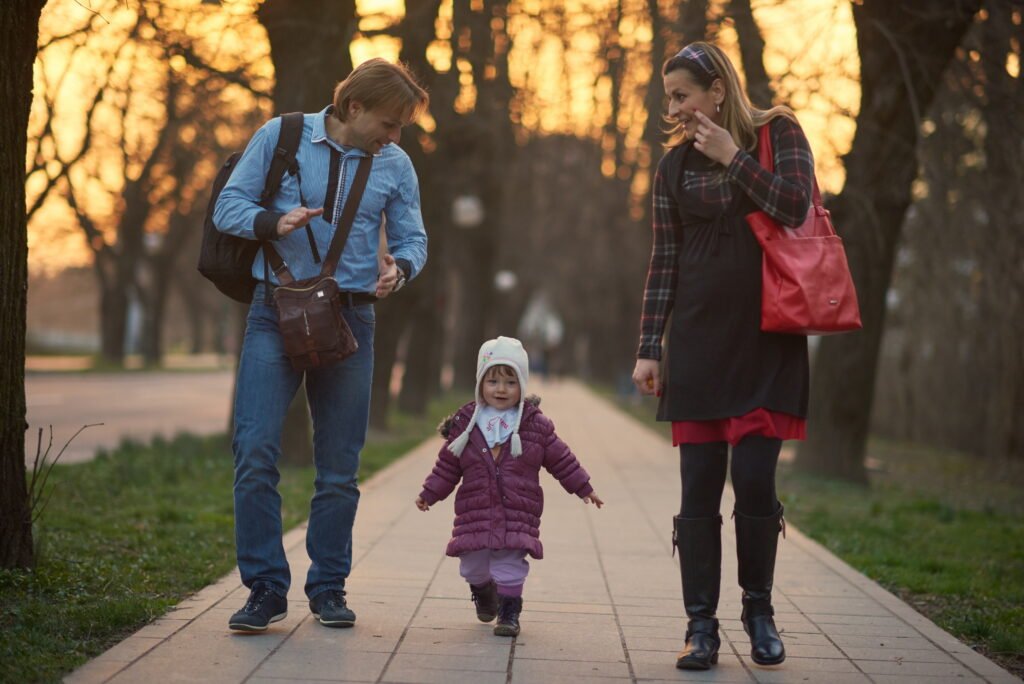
[261, 112, 305, 288]
[757, 122, 822, 207]
[261, 112, 303, 204]
[265, 154, 373, 286]
[321, 155, 372, 277]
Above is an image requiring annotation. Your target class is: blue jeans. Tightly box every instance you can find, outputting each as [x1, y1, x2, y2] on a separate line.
[232, 285, 374, 600]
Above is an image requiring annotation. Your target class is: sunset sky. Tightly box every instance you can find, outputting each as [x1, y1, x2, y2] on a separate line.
[26, 0, 858, 274]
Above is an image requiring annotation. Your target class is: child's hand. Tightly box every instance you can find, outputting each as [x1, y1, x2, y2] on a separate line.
[415, 496, 430, 511]
[583, 492, 604, 509]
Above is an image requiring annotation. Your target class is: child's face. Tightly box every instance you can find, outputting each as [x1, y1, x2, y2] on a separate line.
[481, 366, 521, 411]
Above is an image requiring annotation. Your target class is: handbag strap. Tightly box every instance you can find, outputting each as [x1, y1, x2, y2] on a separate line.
[756, 122, 822, 207]
[265, 154, 373, 286]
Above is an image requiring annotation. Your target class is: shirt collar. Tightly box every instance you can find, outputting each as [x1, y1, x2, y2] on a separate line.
[311, 105, 380, 158]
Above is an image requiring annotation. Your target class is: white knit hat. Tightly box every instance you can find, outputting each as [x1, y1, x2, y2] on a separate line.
[448, 336, 530, 458]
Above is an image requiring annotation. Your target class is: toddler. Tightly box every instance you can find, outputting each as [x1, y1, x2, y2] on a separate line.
[415, 336, 603, 636]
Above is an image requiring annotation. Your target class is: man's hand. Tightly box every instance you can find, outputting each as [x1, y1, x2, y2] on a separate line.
[632, 359, 662, 397]
[415, 496, 430, 511]
[375, 253, 400, 298]
[583, 493, 604, 509]
[276, 207, 324, 237]
[693, 110, 740, 166]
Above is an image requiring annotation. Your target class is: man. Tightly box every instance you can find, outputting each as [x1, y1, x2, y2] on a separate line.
[213, 58, 428, 632]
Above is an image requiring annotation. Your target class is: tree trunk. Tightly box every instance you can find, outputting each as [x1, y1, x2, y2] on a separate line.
[729, 0, 774, 109]
[395, 0, 448, 415]
[795, 0, 980, 481]
[369, 296, 414, 431]
[254, 0, 358, 456]
[258, 0, 356, 113]
[99, 280, 129, 364]
[1, 0, 46, 570]
[979, 2, 1024, 460]
[397, 284, 444, 414]
[141, 262, 170, 366]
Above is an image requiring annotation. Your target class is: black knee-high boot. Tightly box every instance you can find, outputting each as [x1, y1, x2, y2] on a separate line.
[735, 504, 786, 665]
[673, 515, 722, 670]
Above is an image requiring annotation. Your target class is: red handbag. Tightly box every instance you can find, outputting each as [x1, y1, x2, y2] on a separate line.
[745, 124, 862, 335]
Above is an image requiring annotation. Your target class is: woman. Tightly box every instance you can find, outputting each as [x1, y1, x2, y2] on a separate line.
[632, 42, 814, 670]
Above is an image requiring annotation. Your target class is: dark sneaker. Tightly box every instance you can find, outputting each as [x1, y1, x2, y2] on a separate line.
[493, 595, 522, 637]
[309, 589, 356, 628]
[228, 583, 288, 632]
[470, 581, 499, 622]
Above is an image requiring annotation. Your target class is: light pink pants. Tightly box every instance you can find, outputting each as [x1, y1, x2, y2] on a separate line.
[459, 548, 530, 597]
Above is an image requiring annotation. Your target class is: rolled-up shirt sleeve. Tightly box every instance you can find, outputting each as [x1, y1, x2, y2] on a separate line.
[213, 118, 285, 241]
[384, 158, 428, 279]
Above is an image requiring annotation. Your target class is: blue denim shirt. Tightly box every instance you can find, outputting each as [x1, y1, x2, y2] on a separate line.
[213, 106, 427, 292]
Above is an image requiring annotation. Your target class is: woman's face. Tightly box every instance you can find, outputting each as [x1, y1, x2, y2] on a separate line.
[664, 68, 722, 134]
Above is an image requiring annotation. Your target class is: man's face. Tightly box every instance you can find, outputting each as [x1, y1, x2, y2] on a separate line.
[347, 102, 406, 154]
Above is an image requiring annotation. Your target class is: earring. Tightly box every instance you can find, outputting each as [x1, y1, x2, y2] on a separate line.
[716, 103, 721, 114]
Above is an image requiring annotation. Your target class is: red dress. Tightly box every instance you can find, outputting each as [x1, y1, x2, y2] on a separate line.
[672, 408, 805, 447]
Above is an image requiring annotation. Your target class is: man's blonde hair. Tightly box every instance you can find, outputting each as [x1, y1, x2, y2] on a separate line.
[333, 58, 429, 123]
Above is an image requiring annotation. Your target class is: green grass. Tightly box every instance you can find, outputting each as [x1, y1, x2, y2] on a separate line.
[0, 394, 459, 684]
[600, 386, 1024, 678]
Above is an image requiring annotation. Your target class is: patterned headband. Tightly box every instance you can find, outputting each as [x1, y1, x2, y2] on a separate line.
[675, 45, 718, 80]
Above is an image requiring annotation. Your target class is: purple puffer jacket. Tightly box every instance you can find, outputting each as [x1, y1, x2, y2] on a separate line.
[418, 398, 593, 559]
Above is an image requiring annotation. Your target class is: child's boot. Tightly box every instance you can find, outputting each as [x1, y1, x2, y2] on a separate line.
[470, 581, 499, 622]
[493, 595, 522, 636]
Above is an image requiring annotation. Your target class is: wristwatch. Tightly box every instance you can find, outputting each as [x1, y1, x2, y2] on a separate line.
[393, 267, 407, 292]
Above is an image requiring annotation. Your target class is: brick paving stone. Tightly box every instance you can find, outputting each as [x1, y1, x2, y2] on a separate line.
[855, 658, 979, 676]
[751, 670, 872, 684]
[511, 657, 631, 682]
[840, 646, 956, 663]
[65, 380, 1021, 684]
[252, 649, 390, 681]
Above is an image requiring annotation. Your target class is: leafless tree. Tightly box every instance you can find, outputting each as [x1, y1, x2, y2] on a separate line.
[1, 0, 47, 569]
[795, 0, 982, 482]
[873, 2, 1024, 462]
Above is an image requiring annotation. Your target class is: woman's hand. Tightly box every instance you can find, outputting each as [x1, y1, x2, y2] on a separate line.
[632, 359, 662, 397]
[415, 496, 430, 511]
[583, 493, 604, 509]
[693, 110, 740, 167]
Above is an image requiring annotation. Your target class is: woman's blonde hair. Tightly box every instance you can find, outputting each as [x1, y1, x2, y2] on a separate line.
[662, 41, 796, 150]
[333, 58, 429, 123]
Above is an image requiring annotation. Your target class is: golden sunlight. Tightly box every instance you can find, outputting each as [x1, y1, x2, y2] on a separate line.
[28, 0, 858, 274]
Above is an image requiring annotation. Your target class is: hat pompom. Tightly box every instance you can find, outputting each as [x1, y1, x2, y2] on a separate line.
[510, 433, 523, 457]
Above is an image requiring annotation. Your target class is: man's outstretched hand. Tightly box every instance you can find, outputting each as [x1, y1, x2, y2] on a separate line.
[276, 207, 324, 237]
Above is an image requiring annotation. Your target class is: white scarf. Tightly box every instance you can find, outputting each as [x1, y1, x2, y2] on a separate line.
[477, 405, 518, 448]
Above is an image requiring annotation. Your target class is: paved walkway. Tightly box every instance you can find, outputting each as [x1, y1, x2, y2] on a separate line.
[66, 381, 1019, 684]
[25, 369, 233, 465]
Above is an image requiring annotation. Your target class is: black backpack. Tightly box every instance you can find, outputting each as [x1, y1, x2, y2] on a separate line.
[198, 112, 305, 302]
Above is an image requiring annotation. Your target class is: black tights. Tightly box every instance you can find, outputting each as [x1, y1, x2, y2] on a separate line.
[679, 436, 781, 518]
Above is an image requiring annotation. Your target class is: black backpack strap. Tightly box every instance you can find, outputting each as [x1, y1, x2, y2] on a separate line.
[260, 112, 303, 204]
[261, 112, 316, 286]
[321, 155, 373, 277]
